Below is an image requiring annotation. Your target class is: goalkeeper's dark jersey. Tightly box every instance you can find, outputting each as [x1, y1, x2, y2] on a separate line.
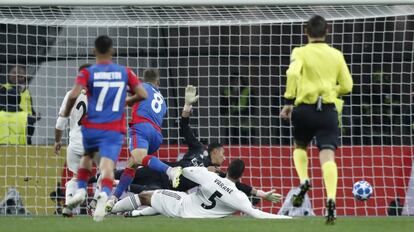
[170, 116, 252, 194]
[176, 116, 213, 168]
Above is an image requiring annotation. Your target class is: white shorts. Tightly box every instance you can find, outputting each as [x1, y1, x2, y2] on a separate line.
[66, 143, 84, 173]
[151, 190, 187, 218]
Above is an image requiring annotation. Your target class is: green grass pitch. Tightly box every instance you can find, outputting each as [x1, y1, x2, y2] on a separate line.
[0, 216, 413, 232]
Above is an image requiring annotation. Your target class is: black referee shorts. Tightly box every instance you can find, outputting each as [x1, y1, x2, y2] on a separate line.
[291, 104, 339, 151]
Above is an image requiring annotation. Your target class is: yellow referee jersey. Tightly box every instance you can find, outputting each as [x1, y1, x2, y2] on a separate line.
[284, 42, 353, 106]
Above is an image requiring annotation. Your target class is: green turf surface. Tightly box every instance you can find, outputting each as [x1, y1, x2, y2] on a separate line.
[0, 216, 413, 232]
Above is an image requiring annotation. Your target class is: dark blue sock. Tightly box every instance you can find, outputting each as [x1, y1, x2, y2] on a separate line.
[113, 168, 135, 199]
[147, 156, 169, 173]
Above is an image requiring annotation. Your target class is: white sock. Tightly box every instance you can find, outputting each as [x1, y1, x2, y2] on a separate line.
[112, 194, 141, 213]
[135, 206, 158, 216]
[65, 178, 78, 205]
[166, 167, 174, 178]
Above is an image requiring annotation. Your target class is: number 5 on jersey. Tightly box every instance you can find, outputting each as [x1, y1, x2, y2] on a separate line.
[94, 81, 125, 112]
[201, 191, 223, 210]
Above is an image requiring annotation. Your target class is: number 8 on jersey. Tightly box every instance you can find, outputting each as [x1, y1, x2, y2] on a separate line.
[129, 83, 167, 154]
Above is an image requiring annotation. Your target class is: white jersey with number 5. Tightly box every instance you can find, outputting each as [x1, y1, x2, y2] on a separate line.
[58, 90, 87, 150]
[151, 167, 291, 219]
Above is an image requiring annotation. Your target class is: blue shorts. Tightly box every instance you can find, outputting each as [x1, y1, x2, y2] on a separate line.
[129, 123, 163, 155]
[81, 127, 124, 162]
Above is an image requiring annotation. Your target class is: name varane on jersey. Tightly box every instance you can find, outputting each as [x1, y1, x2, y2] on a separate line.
[175, 167, 290, 219]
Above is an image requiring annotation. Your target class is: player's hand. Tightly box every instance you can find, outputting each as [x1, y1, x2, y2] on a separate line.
[280, 105, 293, 120]
[256, 190, 282, 203]
[54, 142, 62, 155]
[185, 85, 199, 105]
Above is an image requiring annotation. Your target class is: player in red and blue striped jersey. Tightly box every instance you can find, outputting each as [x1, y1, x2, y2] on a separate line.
[106, 69, 182, 212]
[61, 35, 147, 221]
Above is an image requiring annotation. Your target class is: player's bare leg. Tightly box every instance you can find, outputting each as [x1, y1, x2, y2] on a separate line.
[93, 157, 116, 222]
[66, 154, 93, 213]
[107, 149, 182, 212]
[320, 149, 337, 225]
[292, 144, 311, 207]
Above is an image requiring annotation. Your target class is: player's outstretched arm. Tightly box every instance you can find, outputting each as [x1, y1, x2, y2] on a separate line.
[232, 193, 291, 219]
[180, 85, 203, 150]
[252, 189, 282, 203]
[182, 85, 199, 117]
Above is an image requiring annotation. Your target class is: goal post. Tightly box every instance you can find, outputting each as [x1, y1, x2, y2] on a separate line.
[1, 0, 414, 5]
[0, 2, 413, 216]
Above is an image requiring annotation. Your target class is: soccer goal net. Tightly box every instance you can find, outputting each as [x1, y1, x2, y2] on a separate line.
[0, 1, 413, 216]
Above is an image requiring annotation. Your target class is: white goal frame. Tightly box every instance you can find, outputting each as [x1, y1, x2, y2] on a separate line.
[1, 0, 414, 6]
[0, 0, 412, 216]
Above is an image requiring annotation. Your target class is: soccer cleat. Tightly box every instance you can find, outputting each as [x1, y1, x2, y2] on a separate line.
[105, 195, 118, 213]
[93, 192, 109, 222]
[87, 198, 97, 215]
[292, 180, 311, 207]
[66, 188, 86, 210]
[123, 211, 137, 218]
[61, 206, 73, 217]
[325, 199, 336, 225]
[168, 166, 183, 188]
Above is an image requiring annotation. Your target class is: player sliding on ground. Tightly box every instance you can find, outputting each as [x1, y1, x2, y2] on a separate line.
[111, 159, 291, 219]
[61, 35, 148, 222]
[54, 63, 91, 217]
[106, 68, 182, 212]
[280, 15, 353, 224]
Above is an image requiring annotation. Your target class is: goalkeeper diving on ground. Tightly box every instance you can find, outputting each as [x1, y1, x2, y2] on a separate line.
[111, 159, 291, 219]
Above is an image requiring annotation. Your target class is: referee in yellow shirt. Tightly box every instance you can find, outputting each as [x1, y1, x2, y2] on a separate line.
[280, 15, 353, 224]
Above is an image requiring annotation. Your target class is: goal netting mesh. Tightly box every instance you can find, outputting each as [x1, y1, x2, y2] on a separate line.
[0, 4, 413, 216]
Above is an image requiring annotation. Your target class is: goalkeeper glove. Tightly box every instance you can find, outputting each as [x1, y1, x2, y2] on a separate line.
[255, 190, 282, 203]
[185, 85, 199, 105]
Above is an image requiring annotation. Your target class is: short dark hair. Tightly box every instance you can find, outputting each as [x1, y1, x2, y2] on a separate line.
[94, 35, 113, 54]
[306, 15, 328, 38]
[79, 63, 92, 72]
[207, 142, 223, 155]
[227, 159, 245, 180]
[143, 69, 160, 83]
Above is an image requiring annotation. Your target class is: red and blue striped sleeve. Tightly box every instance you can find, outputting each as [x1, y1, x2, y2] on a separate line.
[75, 68, 90, 88]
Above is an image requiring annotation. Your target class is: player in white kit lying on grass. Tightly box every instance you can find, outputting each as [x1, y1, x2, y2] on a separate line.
[112, 159, 292, 219]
